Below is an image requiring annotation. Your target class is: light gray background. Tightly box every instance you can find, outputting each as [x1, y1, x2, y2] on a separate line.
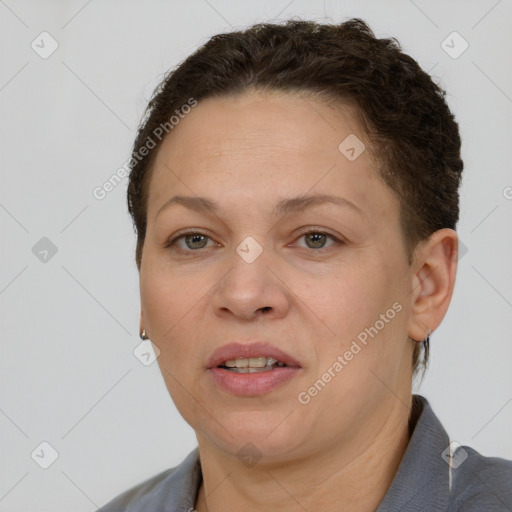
[1, 1, 511, 510]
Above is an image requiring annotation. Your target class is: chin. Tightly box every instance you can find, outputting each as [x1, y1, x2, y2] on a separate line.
[219, 436, 306, 468]
[198, 410, 305, 458]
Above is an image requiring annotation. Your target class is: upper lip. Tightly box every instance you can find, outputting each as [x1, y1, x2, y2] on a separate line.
[207, 342, 302, 369]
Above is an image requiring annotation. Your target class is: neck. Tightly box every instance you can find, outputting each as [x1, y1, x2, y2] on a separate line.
[194, 396, 414, 512]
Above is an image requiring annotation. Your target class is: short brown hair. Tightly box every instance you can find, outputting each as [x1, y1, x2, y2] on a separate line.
[126, 18, 463, 377]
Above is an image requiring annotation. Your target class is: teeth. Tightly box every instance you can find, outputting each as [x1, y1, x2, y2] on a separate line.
[226, 365, 275, 373]
[249, 357, 267, 367]
[222, 356, 284, 369]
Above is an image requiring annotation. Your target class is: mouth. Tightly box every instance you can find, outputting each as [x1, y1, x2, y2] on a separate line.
[207, 341, 302, 370]
[218, 356, 288, 373]
[207, 342, 302, 396]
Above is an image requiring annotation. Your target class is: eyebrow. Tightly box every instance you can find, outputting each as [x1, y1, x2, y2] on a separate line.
[156, 193, 364, 219]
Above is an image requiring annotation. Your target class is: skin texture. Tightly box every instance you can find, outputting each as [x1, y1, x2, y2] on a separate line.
[139, 90, 458, 512]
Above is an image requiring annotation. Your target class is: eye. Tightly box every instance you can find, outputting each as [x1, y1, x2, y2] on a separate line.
[165, 231, 216, 253]
[292, 229, 342, 251]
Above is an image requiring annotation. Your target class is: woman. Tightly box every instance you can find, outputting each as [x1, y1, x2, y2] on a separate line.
[99, 18, 512, 511]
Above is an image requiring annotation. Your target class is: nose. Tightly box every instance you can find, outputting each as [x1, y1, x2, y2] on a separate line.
[209, 248, 291, 321]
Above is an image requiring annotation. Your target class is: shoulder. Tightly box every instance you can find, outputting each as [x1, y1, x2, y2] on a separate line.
[97, 466, 178, 512]
[96, 448, 201, 512]
[398, 396, 512, 512]
[449, 445, 512, 511]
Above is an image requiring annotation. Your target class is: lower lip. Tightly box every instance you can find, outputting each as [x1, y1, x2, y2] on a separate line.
[209, 366, 301, 396]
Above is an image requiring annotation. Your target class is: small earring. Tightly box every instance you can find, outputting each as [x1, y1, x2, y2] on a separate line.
[140, 329, 149, 341]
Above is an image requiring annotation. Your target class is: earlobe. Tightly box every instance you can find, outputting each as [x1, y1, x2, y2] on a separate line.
[407, 229, 459, 342]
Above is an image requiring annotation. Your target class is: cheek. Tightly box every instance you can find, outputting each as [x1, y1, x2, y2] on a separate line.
[314, 254, 408, 368]
[321, 260, 390, 331]
[141, 253, 203, 322]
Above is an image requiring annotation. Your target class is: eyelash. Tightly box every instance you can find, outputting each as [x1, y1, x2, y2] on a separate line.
[164, 227, 344, 255]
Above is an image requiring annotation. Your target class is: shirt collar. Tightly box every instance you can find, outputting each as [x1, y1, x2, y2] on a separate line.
[376, 394, 451, 511]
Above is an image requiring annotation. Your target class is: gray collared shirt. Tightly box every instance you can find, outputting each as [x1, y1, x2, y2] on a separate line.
[97, 395, 512, 511]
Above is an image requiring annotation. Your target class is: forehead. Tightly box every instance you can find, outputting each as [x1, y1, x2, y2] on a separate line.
[147, 90, 398, 223]
[158, 90, 362, 160]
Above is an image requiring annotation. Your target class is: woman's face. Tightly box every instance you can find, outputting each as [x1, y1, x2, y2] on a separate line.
[140, 90, 418, 462]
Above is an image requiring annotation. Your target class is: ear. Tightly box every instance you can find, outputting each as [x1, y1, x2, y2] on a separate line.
[407, 228, 459, 342]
